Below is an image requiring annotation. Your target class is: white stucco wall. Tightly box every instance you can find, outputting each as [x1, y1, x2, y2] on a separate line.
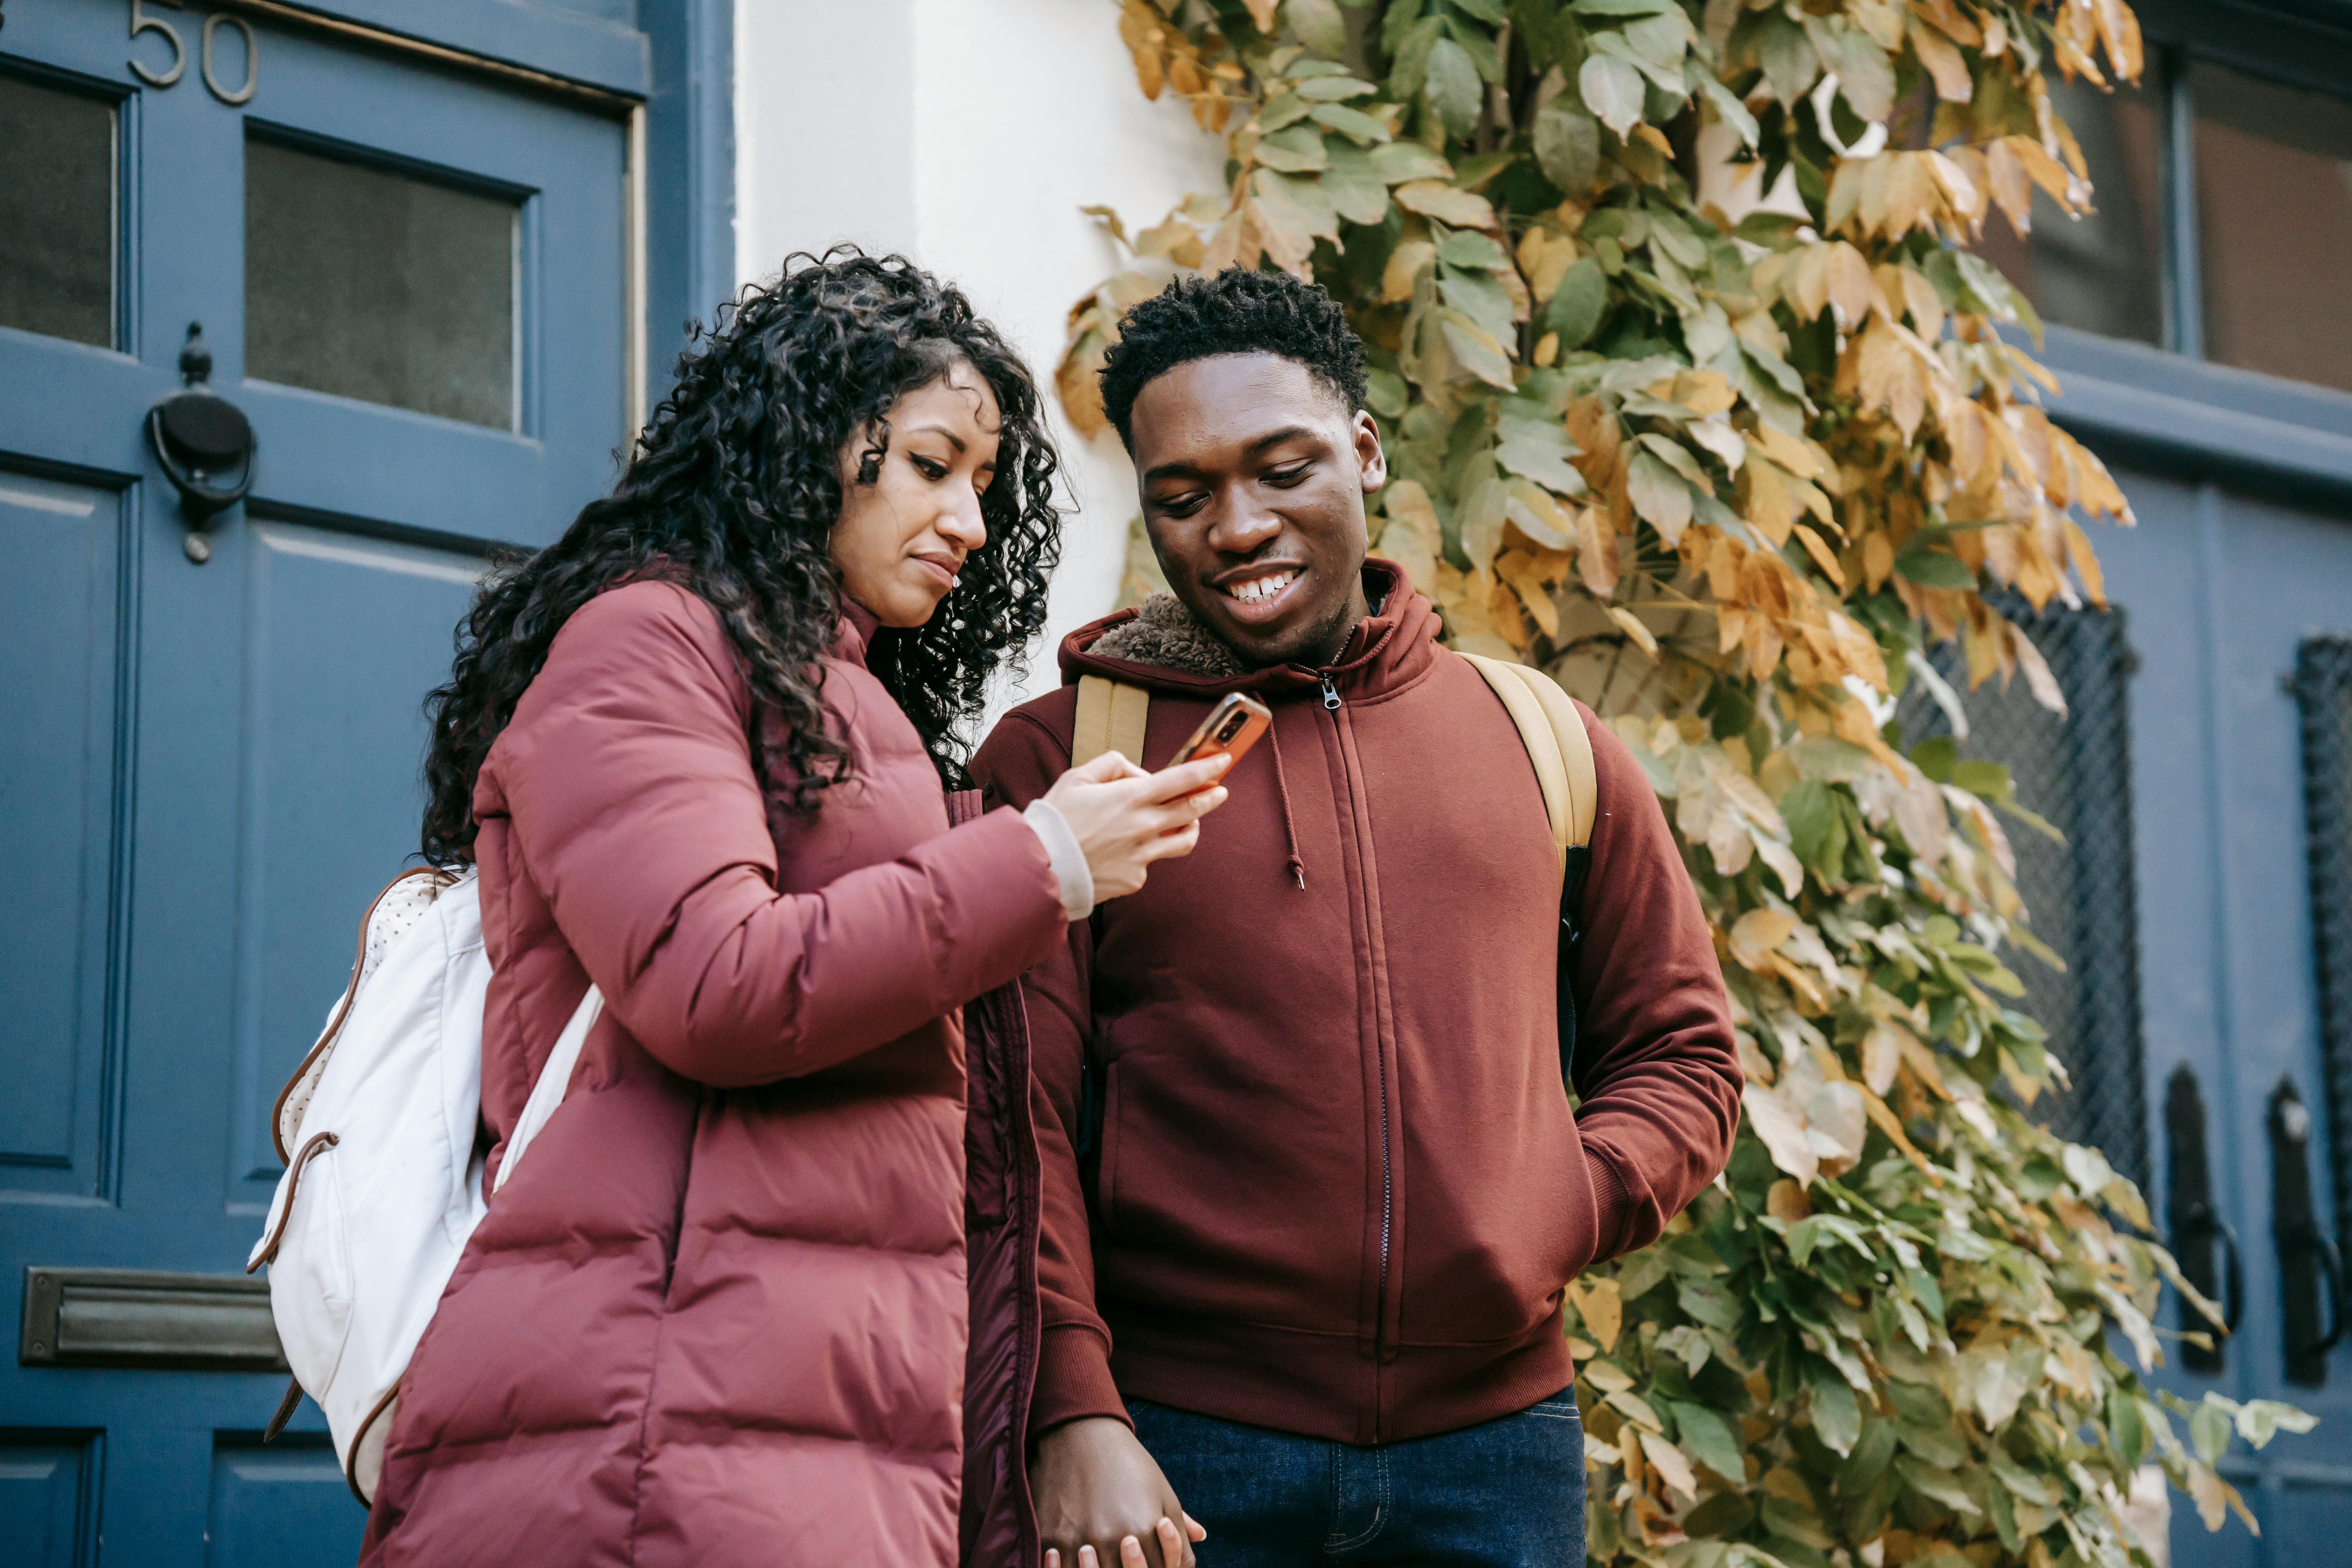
[734, 0, 1224, 716]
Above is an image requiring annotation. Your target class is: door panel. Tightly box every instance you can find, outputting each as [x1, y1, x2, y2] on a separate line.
[0, 1431, 98, 1568]
[204, 1435, 352, 1568]
[0, 473, 129, 1200]
[0, 0, 636, 1559]
[224, 523, 483, 1192]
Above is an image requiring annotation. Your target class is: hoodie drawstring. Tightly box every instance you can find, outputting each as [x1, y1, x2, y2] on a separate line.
[1268, 719, 1307, 890]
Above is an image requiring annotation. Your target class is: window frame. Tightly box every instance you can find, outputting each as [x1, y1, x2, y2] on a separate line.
[2012, 1, 2352, 498]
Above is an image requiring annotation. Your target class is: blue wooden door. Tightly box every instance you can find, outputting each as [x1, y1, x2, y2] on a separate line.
[0, 2, 630, 1561]
[2092, 472, 2352, 1567]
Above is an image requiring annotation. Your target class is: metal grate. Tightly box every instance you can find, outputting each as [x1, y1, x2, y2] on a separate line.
[1900, 602, 2151, 1190]
[2295, 639, 2352, 1256]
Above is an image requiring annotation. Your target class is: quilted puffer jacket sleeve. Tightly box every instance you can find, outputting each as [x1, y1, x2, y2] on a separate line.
[482, 581, 1067, 1089]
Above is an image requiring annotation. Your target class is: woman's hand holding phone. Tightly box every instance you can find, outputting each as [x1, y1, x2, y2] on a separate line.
[1042, 750, 1232, 900]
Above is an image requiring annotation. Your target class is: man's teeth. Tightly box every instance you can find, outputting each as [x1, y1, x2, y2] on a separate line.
[1226, 571, 1298, 605]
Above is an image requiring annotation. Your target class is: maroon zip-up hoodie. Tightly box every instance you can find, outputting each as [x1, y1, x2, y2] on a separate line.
[972, 560, 1741, 1447]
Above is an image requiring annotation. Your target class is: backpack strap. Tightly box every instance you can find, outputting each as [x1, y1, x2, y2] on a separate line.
[1460, 651, 1602, 1098]
[1460, 653, 1598, 876]
[1073, 674, 1151, 767]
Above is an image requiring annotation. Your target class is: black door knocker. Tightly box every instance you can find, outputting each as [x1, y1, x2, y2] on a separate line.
[146, 322, 255, 563]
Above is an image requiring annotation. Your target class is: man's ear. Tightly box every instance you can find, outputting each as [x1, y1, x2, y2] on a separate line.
[1352, 410, 1388, 492]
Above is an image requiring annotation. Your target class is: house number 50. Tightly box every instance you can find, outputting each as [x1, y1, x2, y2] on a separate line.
[130, 0, 257, 107]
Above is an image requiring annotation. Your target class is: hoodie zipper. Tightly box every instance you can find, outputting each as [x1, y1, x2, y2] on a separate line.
[1313, 669, 1394, 1441]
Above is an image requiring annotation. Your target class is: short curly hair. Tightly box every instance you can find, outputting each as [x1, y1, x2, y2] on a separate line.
[1099, 268, 1368, 449]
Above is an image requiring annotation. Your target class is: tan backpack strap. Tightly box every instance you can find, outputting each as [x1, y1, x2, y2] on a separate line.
[1502, 661, 1598, 849]
[1461, 653, 1599, 876]
[1072, 675, 1151, 767]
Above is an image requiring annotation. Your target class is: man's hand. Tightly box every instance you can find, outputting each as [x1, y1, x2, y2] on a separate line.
[1033, 1417, 1207, 1568]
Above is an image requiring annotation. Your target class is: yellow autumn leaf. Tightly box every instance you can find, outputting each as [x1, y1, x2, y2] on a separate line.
[1577, 1276, 1622, 1351]
[1728, 907, 1797, 970]
[1606, 604, 1659, 655]
[1394, 180, 1497, 229]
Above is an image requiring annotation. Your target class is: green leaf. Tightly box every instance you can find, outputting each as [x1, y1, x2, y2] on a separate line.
[1896, 1457, 1981, 1516]
[1382, 0, 1430, 58]
[1758, 13, 1818, 107]
[1543, 256, 1608, 348]
[1282, 0, 1348, 56]
[1986, 1474, 2022, 1554]
[1310, 102, 1394, 143]
[1885, 1379, 1950, 1427]
[1950, 759, 2012, 801]
[1452, 0, 1509, 22]
[1893, 546, 1976, 590]
[1579, 53, 1646, 136]
[1895, 1419, 1968, 1468]
[2191, 1396, 2232, 1465]
[1781, 779, 1843, 881]
[1628, 450, 1693, 543]
[1259, 93, 1316, 132]
[1682, 1490, 1756, 1537]
[1531, 103, 1599, 194]
[2235, 1397, 2321, 1446]
[1369, 140, 1453, 184]
[1255, 169, 1339, 242]
[1622, 12, 1691, 72]
[1495, 417, 1589, 496]
[1438, 231, 1511, 270]
[1696, 72, 1760, 148]
[1256, 124, 1330, 173]
[1439, 312, 1517, 388]
[1804, 1359, 1862, 1456]
[1668, 1399, 1748, 1484]
[1615, 1247, 1671, 1304]
[1426, 38, 1485, 136]
[1438, 270, 1516, 349]
[1648, 211, 1709, 270]
[1678, 1274, 1743, 1330]
[1835, 1416, 1898, 1493]
[1818, 20, 1894, 123]
[1909, 734, 1957, 783]
[1323, 142, 1391, 226]
[1296, 73, 1379, 100]
[1385, 15, 1443, 100]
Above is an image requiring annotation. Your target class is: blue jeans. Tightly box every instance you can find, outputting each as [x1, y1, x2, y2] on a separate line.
[1127, 1390, 1585, 1567]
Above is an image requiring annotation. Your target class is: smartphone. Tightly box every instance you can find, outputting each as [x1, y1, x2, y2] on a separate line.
[1170, 691, 1273, 772]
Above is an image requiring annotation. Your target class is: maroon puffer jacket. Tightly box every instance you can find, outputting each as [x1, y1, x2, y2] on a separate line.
[360, 581, 1062, 1567]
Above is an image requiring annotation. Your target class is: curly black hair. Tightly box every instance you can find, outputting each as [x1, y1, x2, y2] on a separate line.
[418, 249, 1062, 867]
[1098, 267, 1368, 449]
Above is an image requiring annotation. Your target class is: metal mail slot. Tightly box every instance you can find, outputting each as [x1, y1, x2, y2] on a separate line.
[20, 1267, 287, 1373]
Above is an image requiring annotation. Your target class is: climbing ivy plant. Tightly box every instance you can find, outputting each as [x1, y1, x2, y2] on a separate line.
[1060, 3, 2316, 1565]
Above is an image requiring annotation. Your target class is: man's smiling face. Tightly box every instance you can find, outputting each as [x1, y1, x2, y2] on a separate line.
[1129, 352, 1387, 671]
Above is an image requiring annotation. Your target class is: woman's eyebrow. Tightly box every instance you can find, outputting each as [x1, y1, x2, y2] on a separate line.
[911, 423, 967, 453]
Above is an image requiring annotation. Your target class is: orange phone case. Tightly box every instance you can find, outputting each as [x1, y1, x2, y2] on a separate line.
[1171, 692, 1272, 771]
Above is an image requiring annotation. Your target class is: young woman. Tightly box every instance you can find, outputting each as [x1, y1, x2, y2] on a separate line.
[360, 252, 1227, 1566]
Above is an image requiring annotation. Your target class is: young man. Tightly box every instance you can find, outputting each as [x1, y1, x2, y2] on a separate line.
[973, 270, 1741, 1568]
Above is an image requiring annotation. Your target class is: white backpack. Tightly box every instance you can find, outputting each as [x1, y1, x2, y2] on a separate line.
[247, 866, 601, 1505]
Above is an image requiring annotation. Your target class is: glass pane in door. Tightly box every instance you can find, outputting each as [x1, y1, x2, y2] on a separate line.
[2193, 60, 2352, 396]
[0, 73, 116, 348]
[244, 136, 519, 428]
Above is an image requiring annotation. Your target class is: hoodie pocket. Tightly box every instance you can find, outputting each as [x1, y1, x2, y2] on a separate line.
[1096, 1060, 1124, 1239]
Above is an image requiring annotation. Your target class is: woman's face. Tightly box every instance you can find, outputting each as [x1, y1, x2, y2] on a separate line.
[830, 363, 1002, 629]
